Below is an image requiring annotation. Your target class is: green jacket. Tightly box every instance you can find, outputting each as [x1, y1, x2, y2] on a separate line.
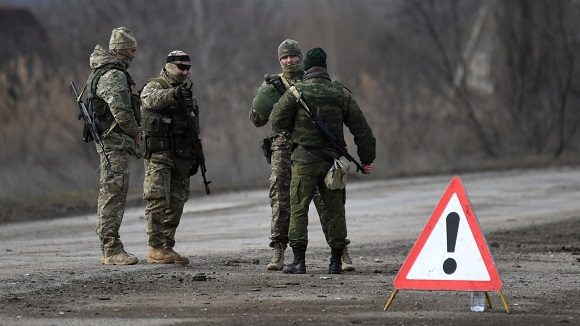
[249, 73, 304, 128]
[271, 67, 376, 164]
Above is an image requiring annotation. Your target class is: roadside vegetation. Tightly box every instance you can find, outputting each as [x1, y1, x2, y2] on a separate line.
[1, 0, 580, 223]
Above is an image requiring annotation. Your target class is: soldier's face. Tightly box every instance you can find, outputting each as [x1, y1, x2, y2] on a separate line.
[120, 47, 137, 60]
[175, 64, 190, 79]
[280, 55, 300, 66]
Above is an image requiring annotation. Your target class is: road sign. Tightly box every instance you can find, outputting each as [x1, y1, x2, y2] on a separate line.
[393, 176, 502, 291]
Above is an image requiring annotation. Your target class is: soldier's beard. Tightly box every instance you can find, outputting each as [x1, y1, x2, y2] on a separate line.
[280, 61, 302, 79]
[165, 63, 188, 83]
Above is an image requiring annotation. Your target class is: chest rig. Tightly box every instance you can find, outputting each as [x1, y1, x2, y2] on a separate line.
[141, 77, 199, 174]
[86, 63, 138, 134]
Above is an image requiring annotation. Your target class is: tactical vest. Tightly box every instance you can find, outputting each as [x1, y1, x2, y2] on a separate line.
[86, 63, 138, 134]
[141, 76, 199, 170]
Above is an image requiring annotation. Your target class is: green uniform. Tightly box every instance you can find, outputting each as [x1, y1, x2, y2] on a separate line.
[87, 44, 140, 257]
[271, 67, 376, 250]
[250, 73, 331, 247]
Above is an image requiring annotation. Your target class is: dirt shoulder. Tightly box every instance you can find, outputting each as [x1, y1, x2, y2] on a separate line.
[0, 216, 578, 325]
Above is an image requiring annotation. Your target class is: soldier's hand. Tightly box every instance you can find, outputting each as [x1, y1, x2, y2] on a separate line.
[362, 162, 374, 174]
[173, 85, 192, 100]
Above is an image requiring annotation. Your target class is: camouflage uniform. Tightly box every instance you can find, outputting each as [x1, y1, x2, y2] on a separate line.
[140, 50, 198, 265]
[271, 48, 376, 274]
[250, 40, 347, 271]
[87, 27, 140, 265]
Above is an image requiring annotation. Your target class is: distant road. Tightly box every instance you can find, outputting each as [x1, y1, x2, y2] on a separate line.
[1, 166, 579, 279]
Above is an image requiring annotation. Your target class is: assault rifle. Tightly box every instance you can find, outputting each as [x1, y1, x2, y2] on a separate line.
[176, 82, 211, 195]
[289, 87, 366, 174]
[69, 81, 111, 171]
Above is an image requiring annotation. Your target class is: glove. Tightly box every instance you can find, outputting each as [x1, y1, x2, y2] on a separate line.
[173, 85, 192, 100]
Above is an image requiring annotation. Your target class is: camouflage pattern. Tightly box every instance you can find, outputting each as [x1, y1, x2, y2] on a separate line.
[89, 41, 140, 258]
[109, 26, 137, 51]
[271, 66, 376, 165]
[166, 49, 191, 65]
[289, 160, 349, 249]
[96, 148, 131, 256]
[268, 133, 292, 244]
[250, 70, 332, 247]
[250, 81, 281, 127]
[278, 39, 302, 60]
[140, 70, 177, 109]
[140, 66, 192, 249]
[271, 66, 376, 250]
[90, 44, 140, 146]
[143, 151, 190, 248]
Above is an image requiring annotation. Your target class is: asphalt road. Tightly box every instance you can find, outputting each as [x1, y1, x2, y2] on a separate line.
[0, 166, 579, 325]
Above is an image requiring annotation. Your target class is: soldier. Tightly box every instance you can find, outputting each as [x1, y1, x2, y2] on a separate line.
[250, 40, 355, 271]
[270, 48, 376, 274]
[86, 27, 141, 265]
[140, 50, 200, 265]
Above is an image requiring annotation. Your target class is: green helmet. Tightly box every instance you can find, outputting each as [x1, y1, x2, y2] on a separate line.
[109, 27, 137, 51]
[278, 39, 302, 61]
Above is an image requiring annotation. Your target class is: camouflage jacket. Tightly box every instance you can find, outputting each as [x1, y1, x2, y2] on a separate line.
[271, 67, 376, 164]
[89, 45, 139, 151]
[249, 72, 303, 128]
[140, 69, 180, 112]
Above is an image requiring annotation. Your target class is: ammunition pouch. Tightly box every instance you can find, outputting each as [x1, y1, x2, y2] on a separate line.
[142, 114, 171, 137]
[143, 136, 171, 158]
[261, 137, 272, 164]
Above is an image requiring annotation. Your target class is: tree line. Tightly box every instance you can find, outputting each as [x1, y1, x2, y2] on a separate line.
[1, 0, 579, 219]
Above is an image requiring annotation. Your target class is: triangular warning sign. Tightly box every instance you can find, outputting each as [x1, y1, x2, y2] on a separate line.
[393, 176, 502, 291]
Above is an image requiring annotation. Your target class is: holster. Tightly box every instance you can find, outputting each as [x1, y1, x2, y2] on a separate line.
[261, 137, 272, 164]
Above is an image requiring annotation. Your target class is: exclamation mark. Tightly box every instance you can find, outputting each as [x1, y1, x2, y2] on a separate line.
[442, 212, 460, 274]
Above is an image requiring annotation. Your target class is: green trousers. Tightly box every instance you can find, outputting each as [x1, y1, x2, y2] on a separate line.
[289, 160, 348, 250]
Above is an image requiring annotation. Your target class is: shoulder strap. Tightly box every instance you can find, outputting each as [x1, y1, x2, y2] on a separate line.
[265, 74, 287, 95]
[288, 85, 314, 117]
[279, 74, 291, 89]
[89, 63, 130, 98]
[148, 76, 172, 89]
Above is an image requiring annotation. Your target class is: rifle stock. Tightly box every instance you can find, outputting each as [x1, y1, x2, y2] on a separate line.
[69, 81, 111, 171]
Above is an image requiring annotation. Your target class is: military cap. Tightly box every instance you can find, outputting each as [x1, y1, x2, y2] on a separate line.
[166, 50, 191, 66]
[278, 39, 302, 61]
[109, 27, 137, 51]
[302, 47, 327, 71]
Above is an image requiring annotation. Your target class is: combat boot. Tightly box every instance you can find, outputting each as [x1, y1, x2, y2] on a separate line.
[282, 247, 306, 274]
[101, 251, 138, 265]
[163, 245, 190, 265]
[266, 242, 286, 271]
[329, 247, 343, 274]
[341, 245, 355, 272]
[147, 246, 175, 264]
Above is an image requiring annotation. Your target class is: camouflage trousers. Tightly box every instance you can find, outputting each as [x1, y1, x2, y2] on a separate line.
[96, 148, 131, 257]
[143, 151, 190, 248]
[269, 136, 338, 247]
[289, 160, 350, 250]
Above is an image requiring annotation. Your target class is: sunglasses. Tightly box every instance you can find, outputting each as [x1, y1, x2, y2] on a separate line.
[175, 64, 191, 71]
